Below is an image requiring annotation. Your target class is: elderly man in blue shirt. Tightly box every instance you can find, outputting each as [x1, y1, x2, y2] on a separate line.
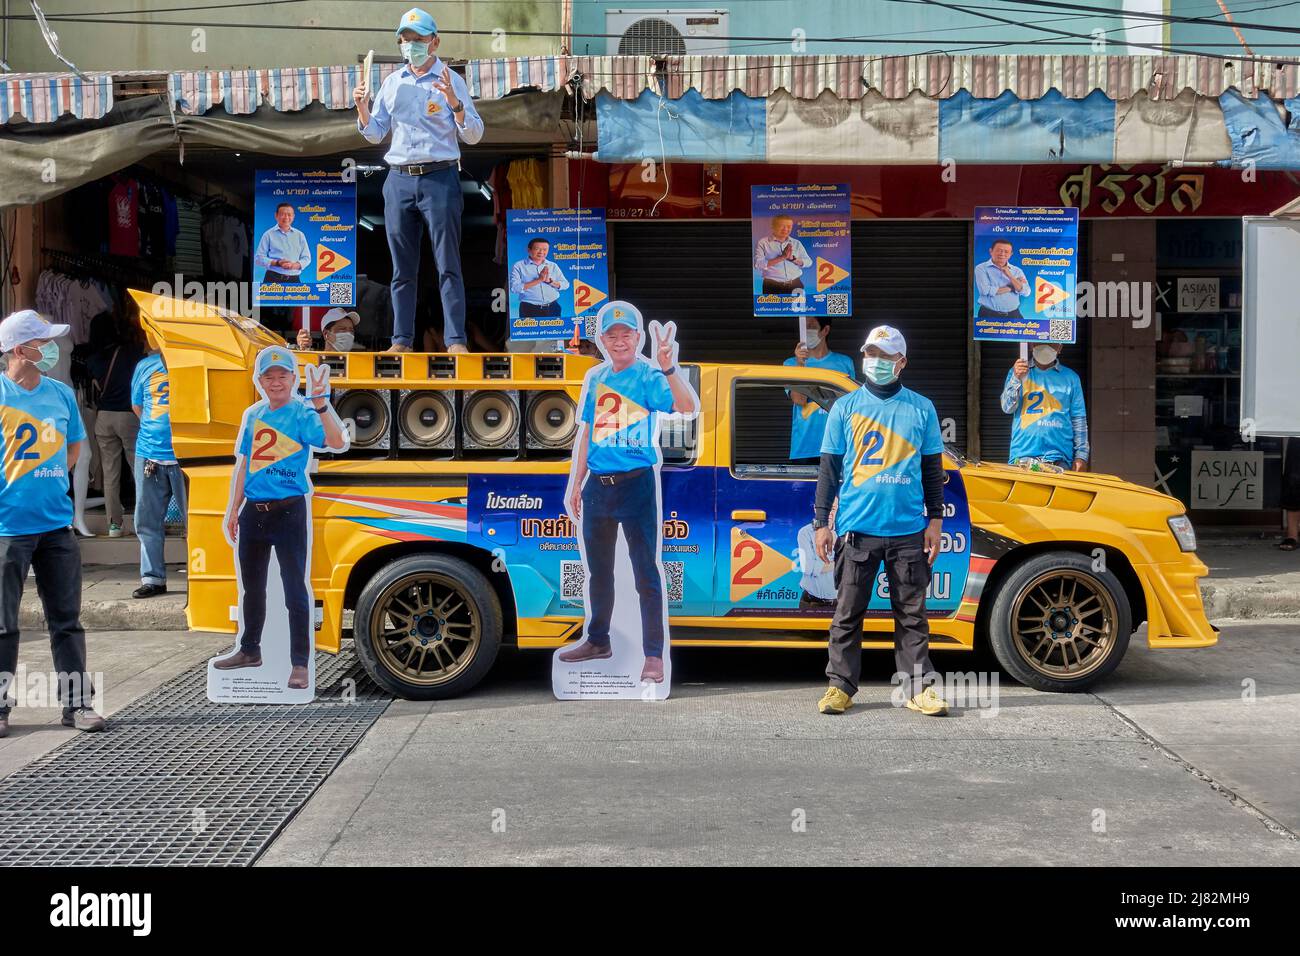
[975, 238, 1031, 319]
[254, 203, 311, 286]
[354, 7, 484, 354]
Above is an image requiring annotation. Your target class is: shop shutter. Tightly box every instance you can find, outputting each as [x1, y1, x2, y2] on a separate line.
[610, 219, 971, 448]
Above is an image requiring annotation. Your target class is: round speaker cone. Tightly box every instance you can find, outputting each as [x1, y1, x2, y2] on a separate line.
[527, 391, 577, 448]
[336, 390, 388, 447]
[399, 392, 454, 447]
[464, 392, 517, 448]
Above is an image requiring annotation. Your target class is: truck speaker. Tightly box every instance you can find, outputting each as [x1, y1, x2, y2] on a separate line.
[525, 390, 578, 449]
[398, 390, 456, 450]
[334, 388, 391, 450]
[461, 390, 520, 450]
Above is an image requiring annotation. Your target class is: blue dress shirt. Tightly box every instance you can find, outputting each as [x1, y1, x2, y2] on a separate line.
[254, 226, 311, 278]
[359, 59, 485, 165]
[509, 257, 570, 305]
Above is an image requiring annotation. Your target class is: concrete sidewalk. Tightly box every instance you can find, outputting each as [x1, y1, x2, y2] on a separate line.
[17, 536, 1300, 633]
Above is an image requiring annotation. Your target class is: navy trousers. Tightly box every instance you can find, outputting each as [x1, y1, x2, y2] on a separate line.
[237, 496, 312, 668]
[383, 166, 466, 347]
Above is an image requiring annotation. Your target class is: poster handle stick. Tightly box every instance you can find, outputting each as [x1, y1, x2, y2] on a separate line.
[1019, 341, 1029, 362]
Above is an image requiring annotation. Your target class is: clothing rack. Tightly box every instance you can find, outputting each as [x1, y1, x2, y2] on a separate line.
[42, 248, 157, 288]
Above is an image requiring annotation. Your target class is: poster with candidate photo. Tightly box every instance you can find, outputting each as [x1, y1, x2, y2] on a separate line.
[506, 208, 609, 342]
[973, 206, 1079, 343]
[253, 169, 357, 308]
[751, 184, 851, 318]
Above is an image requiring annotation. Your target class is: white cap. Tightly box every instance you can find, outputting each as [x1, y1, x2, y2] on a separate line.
[320, 307, 359, 331]
[861, 324, 907, 357]
[0, 310, 69, 353]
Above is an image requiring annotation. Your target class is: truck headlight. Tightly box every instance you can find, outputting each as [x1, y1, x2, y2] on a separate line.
[1168, 515, 1197, 552]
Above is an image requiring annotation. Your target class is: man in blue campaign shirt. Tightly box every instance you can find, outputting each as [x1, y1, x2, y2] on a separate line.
[1001, 342, 1090, 470]
[0, 310, 104, 735]
[131, 348, 185, 599]
[784, 315, 857, 461]
[558, 301, 698, 685]
[215, 346, 346, 690]
[812, 325, 950, 718]
[354, 7, 485, 354]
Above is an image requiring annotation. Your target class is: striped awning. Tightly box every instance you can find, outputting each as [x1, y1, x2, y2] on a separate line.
[0, 71, 114, 123]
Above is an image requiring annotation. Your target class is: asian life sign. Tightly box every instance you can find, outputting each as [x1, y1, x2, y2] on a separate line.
[750, 184, 852, 318]
[253, 170, 357, 307]
[506, 208, 610, 341]
[972, 206, 1079, 343]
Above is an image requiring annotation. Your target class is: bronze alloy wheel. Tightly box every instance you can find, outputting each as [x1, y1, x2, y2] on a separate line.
[1010, 569, 1118, 680]
[367, 572, 482, 687]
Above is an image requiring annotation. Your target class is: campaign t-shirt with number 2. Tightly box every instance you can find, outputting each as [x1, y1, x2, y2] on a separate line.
[131, 353, 176, 462]
[0, 375, 86, 536]
[236, 398, 326, 501]
[820, 384, 943, 538]
[1005, 364, 1084, 463]
[579, 360, 676, 475]
[783, 351, 857, 459]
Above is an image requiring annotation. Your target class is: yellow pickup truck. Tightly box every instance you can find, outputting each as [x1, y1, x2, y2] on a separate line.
[135, 292, 1216, 700]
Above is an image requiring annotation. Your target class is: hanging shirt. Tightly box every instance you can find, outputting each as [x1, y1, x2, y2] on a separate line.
[821, 384, 943, 538]
[236, 398, 326, 501]
[108, 179, 140, 257]
[1001, 363, 1088, 464]
[254, 225, 312, 278]
[754, 235, 811, 283]
[579, 360, 676, 475]
[783, 350, 857, 459]
[0, 375, 86, 537]
[509, 257, 569, 306]
[359, 58, 485, 166]
[131, 354, 176, 462]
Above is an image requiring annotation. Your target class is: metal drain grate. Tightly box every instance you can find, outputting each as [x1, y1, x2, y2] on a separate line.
[0, 644, 390, 866]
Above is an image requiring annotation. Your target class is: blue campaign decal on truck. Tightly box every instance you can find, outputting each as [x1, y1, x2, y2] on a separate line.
[253, 169, 357, 307]
[466, 468, 715, 619]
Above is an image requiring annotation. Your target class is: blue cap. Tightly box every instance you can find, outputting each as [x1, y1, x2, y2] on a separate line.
[255, 345, 298, 378]
[597, 301, 642, 334]
[396, 7, 437, 37]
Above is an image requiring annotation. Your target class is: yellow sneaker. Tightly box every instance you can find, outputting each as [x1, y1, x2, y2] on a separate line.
[818, 686, 853, 715]
[905, 686, 949, 717]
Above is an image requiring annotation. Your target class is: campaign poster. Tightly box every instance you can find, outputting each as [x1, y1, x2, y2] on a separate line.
[253, 169, 357, 307]
[551, 301, 700, 701]
[208, 346, 350, 704]
[751, 184, 851, 318]
[972, 206, 1079, 343]
[507, 208, 609, 342]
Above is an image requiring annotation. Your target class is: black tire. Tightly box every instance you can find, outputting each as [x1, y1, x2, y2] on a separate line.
[353, 553, 503, 700]
[985, 550, 1132, 693]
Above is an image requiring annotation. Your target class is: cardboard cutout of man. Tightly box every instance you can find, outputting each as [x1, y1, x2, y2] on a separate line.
[554, 301, 698, 699]
[208, 346, 348, 703]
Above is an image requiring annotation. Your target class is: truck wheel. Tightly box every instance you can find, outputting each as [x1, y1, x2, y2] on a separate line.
[353, 553, 502, 700]
[985, 551, 1131, 693]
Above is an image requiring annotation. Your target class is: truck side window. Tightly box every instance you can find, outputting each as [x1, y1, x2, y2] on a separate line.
[658, 364, 701, 466]
[733, 380, 845, 478]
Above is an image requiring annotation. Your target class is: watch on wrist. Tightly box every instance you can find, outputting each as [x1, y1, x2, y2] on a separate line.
[315, 403, 331, 414]
[812, 518, 828, 530]
[452, 102, 465, 114]
[659, 365, 678, 376]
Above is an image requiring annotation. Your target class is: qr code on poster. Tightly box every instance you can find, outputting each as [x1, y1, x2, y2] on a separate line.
[329, 284, 352, 305]
[1048, 319, 1073, 342]
[826, 294, 849, 315]
[559, 560, 684, 603]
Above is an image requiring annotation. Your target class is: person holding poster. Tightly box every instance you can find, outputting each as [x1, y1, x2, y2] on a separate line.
[296, 308, 361, 352]
[785, 315, 856, 462]
[557, 301, 698, 691]
[813, 325, 949, 718]
[354, 7, 484, 354]
[212, 347, 347, 697]
[509, 238, 570, 319]
[255, 203, 312, 286]
[974, 238, 1030, 319]
[1001, 343, 1090, 471]
[754, 214, 811, 295]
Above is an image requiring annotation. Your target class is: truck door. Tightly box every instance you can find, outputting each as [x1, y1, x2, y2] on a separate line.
[657, 365, 714, 618]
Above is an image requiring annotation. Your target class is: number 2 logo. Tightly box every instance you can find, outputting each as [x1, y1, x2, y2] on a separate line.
[594, 391, 622, 432]
[12, 422, 40, 461]
[251, 427, 277, 462]
[817, 261, 834, 286]
[1024, 391, 1044, 415]
[732, 539, 763, 586]
[574, 285, 591, 309]
[857, 429, 884, 467]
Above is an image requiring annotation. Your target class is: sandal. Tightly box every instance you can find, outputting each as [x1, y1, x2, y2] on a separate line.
[1279, 538, 1298, 551]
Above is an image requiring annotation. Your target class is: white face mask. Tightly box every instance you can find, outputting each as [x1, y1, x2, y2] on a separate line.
[1033, 345, 1058, 366]
[329, 332, 355, 352]
[804, 329, 822, 349]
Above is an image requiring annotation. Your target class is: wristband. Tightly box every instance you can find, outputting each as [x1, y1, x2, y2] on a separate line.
[659, 365, 678, 377]
[315, 404, 331, 414]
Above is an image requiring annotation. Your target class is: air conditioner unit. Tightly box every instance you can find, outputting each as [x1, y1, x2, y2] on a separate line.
[606, 8, 729, 56]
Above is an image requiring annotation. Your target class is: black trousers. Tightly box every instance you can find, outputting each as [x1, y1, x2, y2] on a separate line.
[519, 300, 561, 318]
[977, 305, 1022, 319]
[826, 530, 934, 698]
[237, 496, 312, 667]
[762, 277, 805, 294]
[262, 270, 300, 284]
[0, 527, 92, 716]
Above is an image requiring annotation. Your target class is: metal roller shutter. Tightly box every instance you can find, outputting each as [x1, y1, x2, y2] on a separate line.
[610, 219, 971, 447]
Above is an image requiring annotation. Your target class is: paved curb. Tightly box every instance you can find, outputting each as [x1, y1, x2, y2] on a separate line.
[1199, 580, 1300, 621]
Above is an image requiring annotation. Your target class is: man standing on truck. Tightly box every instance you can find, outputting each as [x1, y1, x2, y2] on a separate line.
[558, 301, 698, 686]
[354, 7, 484, 354]
[214, 347, 347, 693]
[813, 325, 950, 718]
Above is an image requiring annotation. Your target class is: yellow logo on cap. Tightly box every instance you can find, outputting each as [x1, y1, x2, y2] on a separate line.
[271, 352, 283, 362]
[613, 309, 624, 319]
[406, 13, 417, 21]
[873, 329, 889, 340]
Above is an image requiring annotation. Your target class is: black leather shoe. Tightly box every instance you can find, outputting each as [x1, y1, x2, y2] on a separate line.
[133, 584, 168, 599]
